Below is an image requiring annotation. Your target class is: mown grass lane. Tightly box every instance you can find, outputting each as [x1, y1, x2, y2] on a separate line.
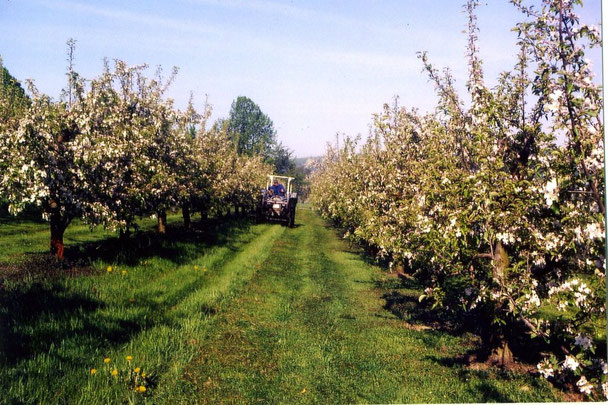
[180, 206, 557, 404]
[0, 207, 558, 403]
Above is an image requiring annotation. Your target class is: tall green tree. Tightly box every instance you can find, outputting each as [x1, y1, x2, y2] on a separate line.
[0, 57, 28, 125]
[270, 142, 296, 175]
[0, 58, 29, 208]
[226, 96, 276, 157]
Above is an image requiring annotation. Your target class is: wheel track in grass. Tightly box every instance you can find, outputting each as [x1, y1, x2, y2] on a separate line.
[88, 221, 283, 333]
[174, 207, 558, 404]
[0, 209, 559, 403]
[2, 220, 286, 404]
[96, 222, 276, 313]
[74, 221, 288, 403]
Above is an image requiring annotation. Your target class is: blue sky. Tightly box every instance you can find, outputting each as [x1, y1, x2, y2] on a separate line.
[0, 0, 602, 157]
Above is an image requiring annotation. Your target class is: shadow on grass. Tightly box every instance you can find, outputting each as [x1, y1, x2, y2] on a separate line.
[0, 216, 256, 367]
[380, 288, 456, 331]
[425, 354, 554, 402]
[0, 281, 171, 367]
[0, 282, 99, 365]
[0, 217, 256, 287]
[74, 217, 254, 266]
[463, 374, 512, 403]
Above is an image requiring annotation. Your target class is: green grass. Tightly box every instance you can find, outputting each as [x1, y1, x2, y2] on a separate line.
[0, 207, 559, 403]
[179, 207, 558, 403]
[0, 212, 286, 403]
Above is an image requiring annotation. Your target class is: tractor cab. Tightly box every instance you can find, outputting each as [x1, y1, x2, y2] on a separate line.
[257, 175, 298, 227]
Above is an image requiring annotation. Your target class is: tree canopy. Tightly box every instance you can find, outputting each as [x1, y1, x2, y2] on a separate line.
[226, 96, 276, 158]
[0, 58, 28, 123]
[310, 0, 605, 399]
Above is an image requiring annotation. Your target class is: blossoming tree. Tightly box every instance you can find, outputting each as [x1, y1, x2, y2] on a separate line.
[1, 49, 271, 257]
[310, 0, 605, 398]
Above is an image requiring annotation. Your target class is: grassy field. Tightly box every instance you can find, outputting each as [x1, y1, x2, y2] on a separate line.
[0, 206, 559, 403]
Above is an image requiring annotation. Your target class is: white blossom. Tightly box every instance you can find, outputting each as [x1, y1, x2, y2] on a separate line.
[584, 222, 604, 240]
[574, 334, 593, 350]
[543, 178, 558, 207]
[537, 360, 554, 378]
[545, 89, 562, 113]
[576, 376, 594, 395]
[563, 356, 579, 371]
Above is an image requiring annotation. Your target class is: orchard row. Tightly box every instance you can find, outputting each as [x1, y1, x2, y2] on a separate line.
[310, 0, 605, 399]
[0, 54, 270, 259]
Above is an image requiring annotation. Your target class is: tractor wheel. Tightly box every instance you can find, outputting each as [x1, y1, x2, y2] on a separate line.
[284, 210, 291, 227]
[288, 208, 295, 228]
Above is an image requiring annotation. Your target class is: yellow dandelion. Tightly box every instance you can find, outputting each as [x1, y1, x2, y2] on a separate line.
[141, 372, 146, 378]
[137, 386, 147, 393]
[134, 367, 141, 373]
[194, 265, 199, 270]
[121, 270, 127, 276]
[104, 358, 111, 364]
[202, 267, 207, 272]
[90, 368, 97, 375]
[111, 369, 118, 376]
[107, 266, 113, 272]
[126, 355, 133, 362]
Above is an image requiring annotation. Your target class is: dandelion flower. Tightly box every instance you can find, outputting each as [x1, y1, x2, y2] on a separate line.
[111, 369, 118, 376]
[104, 358, 111, 364]
[121, 270, 127, 276]
[90, 368, 97, 375]
[194, 265, 199, 270]
[126, 355, 133, 362]
[107, 266, 113, 272]
[141, 372, 146, 378]
[137, 386, 147, 393]
[134, 367, 141, 373]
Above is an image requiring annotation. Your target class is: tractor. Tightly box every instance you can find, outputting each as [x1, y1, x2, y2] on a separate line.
[257, 175, 298, 227]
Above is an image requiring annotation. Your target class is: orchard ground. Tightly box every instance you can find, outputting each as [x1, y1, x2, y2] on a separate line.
[0, 206, 564, 403]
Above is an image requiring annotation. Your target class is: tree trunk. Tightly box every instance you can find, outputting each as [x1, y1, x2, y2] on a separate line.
[157, 210, 167, 234]
[394, 260, 405, 274]
[492, 241, 509, 285]
[119, 227, 131, 241]
[476, 241, 515, 367]
[50, 210, 67, 260]
[182, 203, 191, 229]
[489, 339, 514, 368]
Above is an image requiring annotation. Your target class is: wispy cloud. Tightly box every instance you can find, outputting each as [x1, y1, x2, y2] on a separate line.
[33, 0, 417, 73]
[184, 0, 407, 37]
[35, 0, 225, 37]
[185, 0, 315, 20]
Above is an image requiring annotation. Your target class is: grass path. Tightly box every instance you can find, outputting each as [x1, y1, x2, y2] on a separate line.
[179, 207, 557, 403]
[1, 216, 287, 404]
[0, 207, 558, 403]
